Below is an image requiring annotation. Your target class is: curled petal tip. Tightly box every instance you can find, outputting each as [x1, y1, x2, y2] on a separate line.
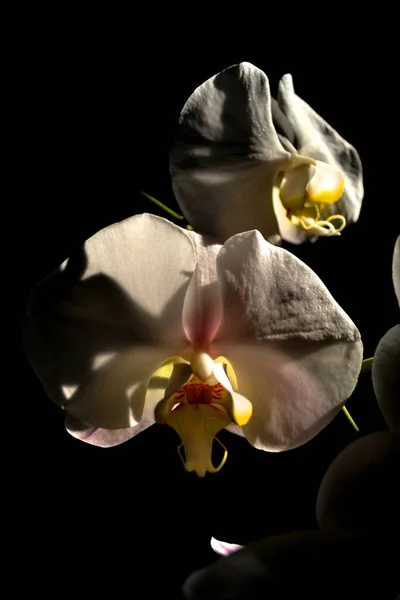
[210, 537, 243, 556]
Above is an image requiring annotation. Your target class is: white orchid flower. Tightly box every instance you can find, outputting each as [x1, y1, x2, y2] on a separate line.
[24, 214, 362, 476]
[170, 62, 363, 244]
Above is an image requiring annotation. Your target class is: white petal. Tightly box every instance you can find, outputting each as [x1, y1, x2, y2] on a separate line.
[212, 229, 362, 450]
[65, 416, 150, 447]
[182, 237, 223, 345]
[224, 422, 245, 437]
[170, 62, 290, 243]
[393, 236, 400, 306]
[210, 537, 243, 556]
[213, 340, 362, 451]
[216, 229, 361, 343]
[277, 74, 364, 223]
[23, 214, 195, 409]
[65, 346, 180, 428]
[66, 213, 196, 344]
[64, 377, 168, 446]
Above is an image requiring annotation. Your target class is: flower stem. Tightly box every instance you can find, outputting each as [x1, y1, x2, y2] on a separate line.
[342, 358, 373, 430]
[140, 191, 185, 220]
[360, 357, 373, 373]
[341, 406, 359, 432]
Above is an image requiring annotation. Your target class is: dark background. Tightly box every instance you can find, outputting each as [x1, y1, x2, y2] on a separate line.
[15, 36, 398, 598]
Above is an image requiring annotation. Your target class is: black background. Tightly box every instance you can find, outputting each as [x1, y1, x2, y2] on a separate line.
[15, 30, 398, 598]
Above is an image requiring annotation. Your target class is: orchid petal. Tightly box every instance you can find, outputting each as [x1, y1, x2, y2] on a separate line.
[213, 229, 362, 450]
[224, 422, 245, 437]
[372, 325, 400, 432]
[393, 236, 400, 306]
[213, 362, 253, 427]
[182, 238, 223, 346]
[170, 62, 291, 243]
[216, 229, 361, 343]
[277, 74, 364, 224]
[213, 340, 362, 451]
[64, 347, 183, 429]
[210, 537, 243, 556]
[64, 372, 177, 446]
[65, 416, 148, 447]
[23, 214, 195, 410]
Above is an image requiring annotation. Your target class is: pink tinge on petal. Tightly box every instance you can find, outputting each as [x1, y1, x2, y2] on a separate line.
[65, 413, 155, 448]
[64, 346, 175, 429]
[210, 537, 243, 556]
[23, 214, 196, 427]
[182, 264, 223, 347]
[213, 340, 362, 452]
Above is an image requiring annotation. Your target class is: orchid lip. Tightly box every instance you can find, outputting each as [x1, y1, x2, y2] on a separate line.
[154, 353, 252, 476]
[275, 161, 347, 238]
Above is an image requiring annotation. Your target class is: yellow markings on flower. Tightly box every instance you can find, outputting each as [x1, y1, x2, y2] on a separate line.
[305, 161, 345, 205]
[222, 392, 253, 427]
[150, 355, 189, 381]
[278, 161, 347, 237]
[158, 373, 230, 477]
[214, 356, 238, 391]
[153, 352, 252, 476]
[173, 374, 226, 405]
[213, 360, 253, 427]
[169, 404, 231, 477]
[150, 361, 174, 381]
[288, 203, 346, 237]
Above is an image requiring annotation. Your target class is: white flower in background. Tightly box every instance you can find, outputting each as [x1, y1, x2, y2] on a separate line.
[210, 537, 243, 556]
[170, 62, 363, 244]
[24, 214, 362, 476]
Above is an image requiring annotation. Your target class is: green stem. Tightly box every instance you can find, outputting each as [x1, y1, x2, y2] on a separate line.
[360, 357, 373, 373]
[341, 406, 359, 432]
[140, 191, 185, 220]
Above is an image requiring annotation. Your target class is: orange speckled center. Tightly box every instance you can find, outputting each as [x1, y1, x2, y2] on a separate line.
[173, 376, 225, 406]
